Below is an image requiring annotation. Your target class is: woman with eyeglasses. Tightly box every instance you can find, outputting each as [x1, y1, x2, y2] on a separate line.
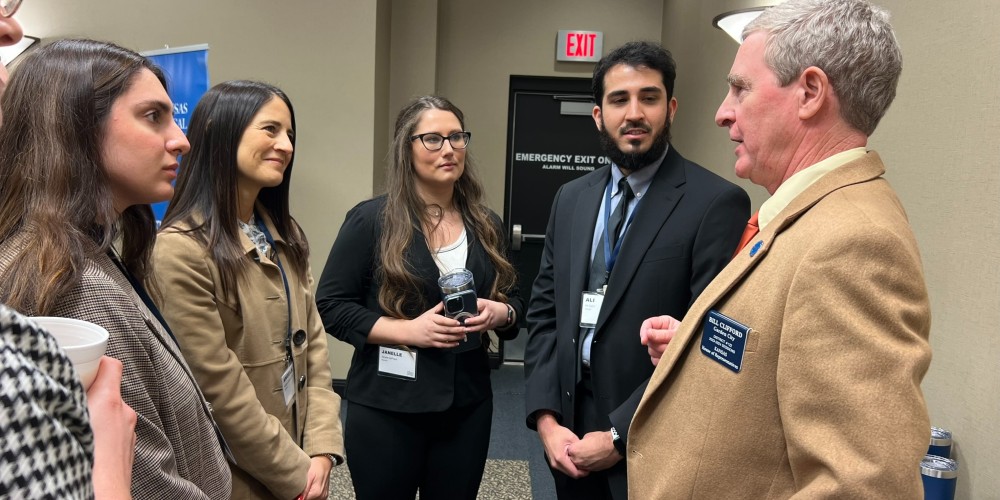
[152, 81, 344, 500]
[316, 95, 523, 499]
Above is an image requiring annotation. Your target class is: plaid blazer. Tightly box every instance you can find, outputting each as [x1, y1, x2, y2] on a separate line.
[0, 234, 232, 499]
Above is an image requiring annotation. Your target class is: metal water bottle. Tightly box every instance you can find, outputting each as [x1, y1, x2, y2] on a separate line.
[928, 426, 952, 458]
[920, 455, 958, 500]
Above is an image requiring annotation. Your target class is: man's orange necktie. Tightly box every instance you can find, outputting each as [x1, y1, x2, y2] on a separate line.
[732, 211, 759, 258]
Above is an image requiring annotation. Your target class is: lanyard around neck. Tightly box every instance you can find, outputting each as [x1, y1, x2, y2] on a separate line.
[107, 250, 179, 345]
[254, 214, 294, 358]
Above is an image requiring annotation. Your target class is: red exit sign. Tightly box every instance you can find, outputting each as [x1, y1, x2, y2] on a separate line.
[556, 30, 603, 62]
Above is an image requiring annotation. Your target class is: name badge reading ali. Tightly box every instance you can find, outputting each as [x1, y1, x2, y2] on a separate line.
[579, 291, 604, 328]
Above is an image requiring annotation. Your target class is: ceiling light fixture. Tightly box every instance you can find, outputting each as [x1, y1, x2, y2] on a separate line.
[712, 1, 782, 43]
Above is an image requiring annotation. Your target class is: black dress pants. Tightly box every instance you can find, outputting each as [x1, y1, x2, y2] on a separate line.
[548, 373, 624, 500]
[345, 397, 492, 500]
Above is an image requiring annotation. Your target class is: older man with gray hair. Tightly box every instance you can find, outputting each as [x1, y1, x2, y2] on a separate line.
[628, 0, 932, 497]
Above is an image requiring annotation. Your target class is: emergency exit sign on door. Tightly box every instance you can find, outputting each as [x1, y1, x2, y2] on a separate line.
[556, 30, 603, 62]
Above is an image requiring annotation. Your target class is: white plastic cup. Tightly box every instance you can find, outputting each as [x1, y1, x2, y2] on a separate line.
[31, 316, 109, 390]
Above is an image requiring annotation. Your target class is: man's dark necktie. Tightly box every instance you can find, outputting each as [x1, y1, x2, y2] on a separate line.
[608, 176, 634, 249]
[588, 176, 635, 291]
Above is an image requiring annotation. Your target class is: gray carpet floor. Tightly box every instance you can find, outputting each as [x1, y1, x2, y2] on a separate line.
[327, 363, 555, 499]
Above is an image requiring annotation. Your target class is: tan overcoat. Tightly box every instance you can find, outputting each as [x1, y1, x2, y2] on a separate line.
[154, 210, 344, 500]
[627, 152, 932, 499]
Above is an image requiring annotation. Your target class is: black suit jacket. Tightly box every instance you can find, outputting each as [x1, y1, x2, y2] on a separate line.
[316, 195, 523, 412]
[523, 147, 749, 497]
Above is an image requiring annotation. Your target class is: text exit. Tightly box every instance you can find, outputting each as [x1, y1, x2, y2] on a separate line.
[566, 33, 596, 58]
[556, 30, 604, 62]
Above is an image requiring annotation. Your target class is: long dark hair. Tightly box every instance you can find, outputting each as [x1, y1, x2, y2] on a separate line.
[161, 80, 308, 298]
[378, 96, 517, 318]
[0, 39, 165, 314]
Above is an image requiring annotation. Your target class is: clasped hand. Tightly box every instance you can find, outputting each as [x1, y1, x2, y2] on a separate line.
[297, 455, 334, 500]
[407, 299, 508, 349]
[537, 415, 621, 478]
[566, 430, 622, 472]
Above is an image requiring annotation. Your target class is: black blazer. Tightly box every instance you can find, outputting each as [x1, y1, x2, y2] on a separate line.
[523, 147, 749, 497]
[316, 195, 523, 412]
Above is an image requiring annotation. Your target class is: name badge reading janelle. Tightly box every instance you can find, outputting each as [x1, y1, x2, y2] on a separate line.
[378, 346, 417, 381]
[579, 291, 604, 328]
[700, 310, 750, 373]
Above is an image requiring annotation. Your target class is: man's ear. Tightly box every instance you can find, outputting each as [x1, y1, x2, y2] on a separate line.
[592, 104, 603, 131]
[667, 96, 678, 124]
[798, 66, 830, 120]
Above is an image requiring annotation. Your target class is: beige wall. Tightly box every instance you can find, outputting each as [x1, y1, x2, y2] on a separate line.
[15, 0, 382, 378]
[662, 0, 1000, 498]
[661, 0, 769, 200]
[884, 1, 1000, 497]
[386, 0, 439, 196]
[373, 0, 392, 195]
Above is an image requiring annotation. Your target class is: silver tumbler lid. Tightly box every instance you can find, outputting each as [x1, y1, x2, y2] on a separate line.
[930, 426, 953, 446]
[921, 455, 959, 479]
[438, 268, 474, 293]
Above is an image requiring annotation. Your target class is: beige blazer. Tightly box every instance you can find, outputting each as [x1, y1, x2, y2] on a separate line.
[154, 211, 344, 500]
[627, 152, 932, 499]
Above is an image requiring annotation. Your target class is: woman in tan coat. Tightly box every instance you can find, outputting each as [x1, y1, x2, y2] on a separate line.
[153, 80, 344, 500]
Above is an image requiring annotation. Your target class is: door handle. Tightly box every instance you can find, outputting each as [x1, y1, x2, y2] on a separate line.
[511, 224, 545, 251]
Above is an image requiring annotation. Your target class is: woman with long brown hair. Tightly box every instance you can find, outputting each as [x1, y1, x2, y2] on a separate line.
[0, 39, 231, 498]
[0, 8, 136, 498]
[153, 80, 344, 500]
[316, 95, 522, 499]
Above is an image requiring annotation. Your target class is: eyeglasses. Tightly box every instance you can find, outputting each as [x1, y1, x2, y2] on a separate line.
[0, 0, 21, 18]
[410, 131, 471, 151]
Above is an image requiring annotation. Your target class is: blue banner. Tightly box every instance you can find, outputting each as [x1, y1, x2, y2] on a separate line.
[142, 44, 209, 227]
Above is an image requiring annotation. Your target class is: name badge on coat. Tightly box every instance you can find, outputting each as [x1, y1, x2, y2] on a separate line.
[281, 363, 296, 407]
[700, 310, 750, 373]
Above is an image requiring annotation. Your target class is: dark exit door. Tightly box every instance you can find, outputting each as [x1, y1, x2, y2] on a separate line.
[501, 76, 608, 362]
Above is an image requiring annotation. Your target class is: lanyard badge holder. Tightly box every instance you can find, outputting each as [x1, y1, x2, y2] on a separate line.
[580, 180, 638, 328]
[255, 216, 297, 410]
